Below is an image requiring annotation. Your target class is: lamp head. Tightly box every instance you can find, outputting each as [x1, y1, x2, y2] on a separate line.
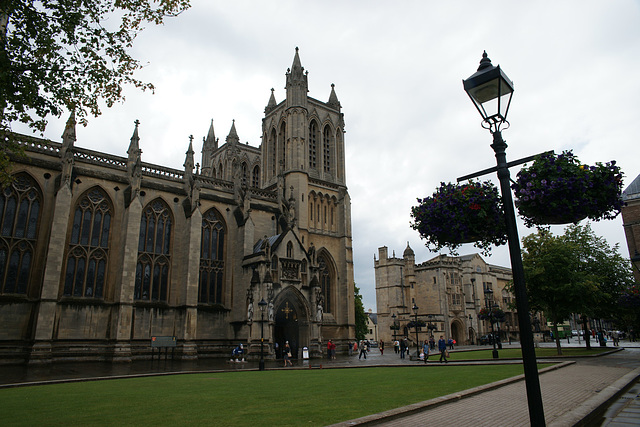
[412, 303, 419, 313]
[258, 298, 267, 310]
[463, 51, 514, 133]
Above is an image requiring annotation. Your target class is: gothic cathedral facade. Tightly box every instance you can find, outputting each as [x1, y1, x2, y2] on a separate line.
[0, 48, 355, 364]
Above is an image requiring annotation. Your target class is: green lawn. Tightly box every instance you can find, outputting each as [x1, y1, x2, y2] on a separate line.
[2, 365, 547, 426]
[443, 347, 610, 360]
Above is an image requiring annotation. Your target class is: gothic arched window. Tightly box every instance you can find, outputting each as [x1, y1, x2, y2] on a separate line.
[270, 128, 277, 176]
[135, 199, 172, 301]
[0, 174, 41, 294]
[323, 125, 332, 174]
[279, 122, 286, 171]
[241, 162, 248, 183]
[309, 121, 318, 169]
[252, 165, 260, 188]
[63, 188, 111, 298]
[286, 241, 293, 258]
[318, 253, 333, 313]
[199, 208, 225, 304]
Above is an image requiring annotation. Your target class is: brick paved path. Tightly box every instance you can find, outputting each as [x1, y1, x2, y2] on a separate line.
[378, 363, 629, 426]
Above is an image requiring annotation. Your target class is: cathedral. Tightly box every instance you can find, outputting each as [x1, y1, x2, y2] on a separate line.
[0, 48, 355, 364]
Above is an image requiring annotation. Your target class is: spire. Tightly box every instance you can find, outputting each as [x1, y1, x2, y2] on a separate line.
[184, 135, 195, 173]
[204, 119, 217, 149]
[61, 111, 76, 154]
[201, 119, 217, 177]
[128, 119, 141, 157]
[327, 83, 341, 111]
[265, 88, 277, 114]
[226, 119, 240, 144]
[285, 47, 308, 106]
[126, 120, 142, 197]
[290, 46, 304, 80]
[403, 241, 415, 258]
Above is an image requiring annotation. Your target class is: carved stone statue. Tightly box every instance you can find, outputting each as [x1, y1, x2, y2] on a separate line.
[268, 300, 274, 323]
[247, 291, 254, 323]
[316, 291, 324, 322]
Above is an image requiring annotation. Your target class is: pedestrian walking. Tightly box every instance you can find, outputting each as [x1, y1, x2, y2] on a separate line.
[394, 340, 400, 354]
[422, 339, 430, 363]
[438, 335, 448, 363]
[399, 338, 406, 359]
[283, 341, 293, 367]
[359, 341, 367, 359]
[379, 340, 384, 355]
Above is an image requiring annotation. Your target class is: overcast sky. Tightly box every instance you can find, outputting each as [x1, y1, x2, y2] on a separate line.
[14, 1, 640, 311]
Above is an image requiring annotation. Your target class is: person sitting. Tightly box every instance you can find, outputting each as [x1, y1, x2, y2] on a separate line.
[231, 344, 244, 362]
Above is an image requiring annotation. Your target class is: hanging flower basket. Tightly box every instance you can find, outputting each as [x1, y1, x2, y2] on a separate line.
[478, 307, 506, 322]
[410, 180, 507, 255]
[512, 150, 624, 228]
[407, 320, 426, 329]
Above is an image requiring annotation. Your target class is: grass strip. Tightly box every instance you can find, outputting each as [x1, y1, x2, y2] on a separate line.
[443, 347, 610, 360]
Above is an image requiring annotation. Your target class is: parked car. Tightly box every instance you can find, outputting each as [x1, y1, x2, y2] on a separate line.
[479, 335, 494, 345]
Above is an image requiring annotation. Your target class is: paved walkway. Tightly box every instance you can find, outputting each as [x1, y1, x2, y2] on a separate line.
[1, 340, 639, 426]
[331, 342, 640, 426]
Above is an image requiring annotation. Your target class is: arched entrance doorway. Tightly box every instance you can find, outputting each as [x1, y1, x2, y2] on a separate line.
[451, 319, 465, 345]
[273, 291, 310, 359]
[274, 300, 299, 358]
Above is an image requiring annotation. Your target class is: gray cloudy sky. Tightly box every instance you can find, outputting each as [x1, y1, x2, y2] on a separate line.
[15, 1, 640, 311]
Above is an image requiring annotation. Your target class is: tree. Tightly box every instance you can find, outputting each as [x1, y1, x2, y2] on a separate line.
[0, 0, 191, 182]
[518, 224, 634, 355]
[354, 284, 368, 341]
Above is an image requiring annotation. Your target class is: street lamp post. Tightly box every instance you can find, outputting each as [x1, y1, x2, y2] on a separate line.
[485, 288, 499, 359]
[462, 51, 545, 425]
[391, 313, 397, 343]
[258, 298, 267, 371]
[412, 303, 420, 359]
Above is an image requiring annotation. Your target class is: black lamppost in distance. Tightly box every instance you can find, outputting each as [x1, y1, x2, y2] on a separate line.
[258, 298, 267, 371]
[412, 303, 420, 359]
[485, 288, 499, 359]
[462, 51, 545, 426]
[494, 303, 503, 349]
[391, 313, 397, 343]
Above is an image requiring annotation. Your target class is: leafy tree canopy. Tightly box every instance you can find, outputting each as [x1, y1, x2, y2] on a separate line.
[0, 1, 190, 186]
[354, 284, 368, 341]
[1, 0, 190, 133]
[517, 223, 634, 354]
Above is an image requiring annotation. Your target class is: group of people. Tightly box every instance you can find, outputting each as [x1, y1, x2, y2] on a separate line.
[390, 335, 451, 363]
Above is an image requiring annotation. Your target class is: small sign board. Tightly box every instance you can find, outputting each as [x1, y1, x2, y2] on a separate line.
[151, 336, 177, 348]
[302, 347, 309, 359]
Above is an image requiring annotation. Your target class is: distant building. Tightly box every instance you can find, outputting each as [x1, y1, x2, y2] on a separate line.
[374, 244, 541, 347]
[622, 173, 640, 282]
[364, 309, 378, 343]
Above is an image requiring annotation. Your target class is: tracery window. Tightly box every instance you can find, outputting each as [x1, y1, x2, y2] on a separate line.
[323, 125, 331, 174]
[270, 128, 277, 176]
[63, 188, 111, 298]
[309, 121, 317, 169]
[252, 165, 260, 187]
[286, 241, 293, 258]
[199, 209, 225, 304]
[135, 199, 172, 301]
[0, 174, 41, 294]
[241, 162, 248, 182]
